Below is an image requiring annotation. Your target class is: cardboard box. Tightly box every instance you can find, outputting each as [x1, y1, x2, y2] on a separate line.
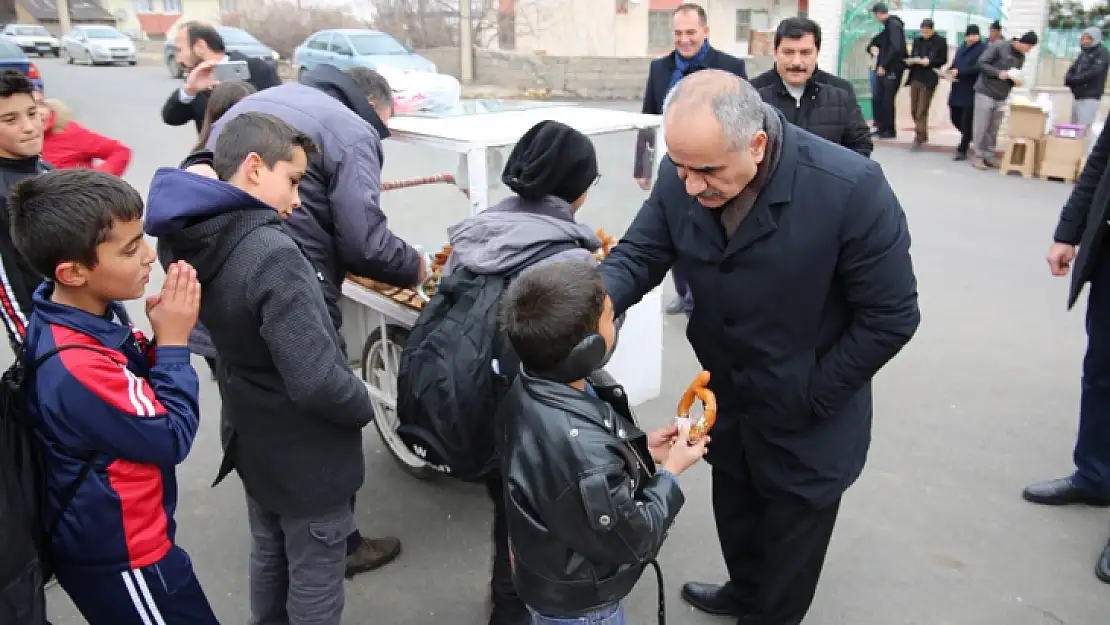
[1043, 136, 1086, 166]
[1008, 103, 1048, 139]
[1039, 159, 1078, 181]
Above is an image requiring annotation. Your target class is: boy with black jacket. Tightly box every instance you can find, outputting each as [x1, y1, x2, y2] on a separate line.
[145, 112, 374, 625]
[498, 260, 706, 624]
[0, 70, 51, 351]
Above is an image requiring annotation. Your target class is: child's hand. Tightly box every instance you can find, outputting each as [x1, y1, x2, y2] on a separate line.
[662, 419, 708, 476]
[147, 261, 201, 347]
[647, 423, 679, 464]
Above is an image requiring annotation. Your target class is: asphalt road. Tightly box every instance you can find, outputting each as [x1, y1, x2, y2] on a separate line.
[28, 57, 1110, 625]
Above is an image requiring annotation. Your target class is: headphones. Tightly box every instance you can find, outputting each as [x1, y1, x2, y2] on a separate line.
[532, 333, 610, 383]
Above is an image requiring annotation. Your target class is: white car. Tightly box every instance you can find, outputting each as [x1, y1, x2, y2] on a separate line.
[1, 24, 60, 57]
[62, 25, 136, 66]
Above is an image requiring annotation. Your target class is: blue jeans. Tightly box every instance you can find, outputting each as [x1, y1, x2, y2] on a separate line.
[529, 602, 625, 625]
[1073, 247, 1110, 494]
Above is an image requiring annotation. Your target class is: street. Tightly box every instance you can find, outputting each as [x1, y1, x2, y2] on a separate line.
[31, 57, 1110, 624]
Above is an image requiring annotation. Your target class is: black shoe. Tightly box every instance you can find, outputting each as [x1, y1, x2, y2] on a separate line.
[1097, 540, 1110, 584]
[680, 582, 746, 617]
[876, 132, 898, 139]
[1022, 476, 1110, 506]
[953, 152, 968, 161]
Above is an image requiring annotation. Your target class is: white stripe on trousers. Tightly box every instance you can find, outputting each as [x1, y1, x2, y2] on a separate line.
[120, 569, 167, 625]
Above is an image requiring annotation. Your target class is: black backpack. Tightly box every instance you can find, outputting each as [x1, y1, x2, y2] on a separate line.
[396, 244, 576, 482]
[0, 344, 103, 625]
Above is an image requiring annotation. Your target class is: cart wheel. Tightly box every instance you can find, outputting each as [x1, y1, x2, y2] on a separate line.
[361, 325, 438, 481]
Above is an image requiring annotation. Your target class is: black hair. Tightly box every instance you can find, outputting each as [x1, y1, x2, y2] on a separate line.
[344, 67, 393, 111]
[990, 21, 1002, 31]
[500, 260, 607, 373]
[871, 2, 889, 13]
[212, 112, 318, 181]
[0, 69, 34, 100]
[674, 3, 708, 24]
[774, 17, 822, 49]
[184, 21, 226, 54]
[194, 80, 256, 152]
[8, 169, 144, 276]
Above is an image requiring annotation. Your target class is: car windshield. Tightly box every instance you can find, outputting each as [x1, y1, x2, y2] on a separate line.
[348, 33, 407, 55]
[12, 26, 48, 36]
[219, 29, 259, 45]
[0, 39, 24, 59]
[84, 27, 123, 39]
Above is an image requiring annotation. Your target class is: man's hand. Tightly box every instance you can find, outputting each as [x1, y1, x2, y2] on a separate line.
[647, 423, 679, 464]
[949, 67, 958, 77]
[877, 66, 887, 77]
[148, 260, 201, 347]
[183, 59, 219, 96]
[999, 70, 1010, 81]
[1047, 242, 1077, 277]
[636, 177, 652, 191]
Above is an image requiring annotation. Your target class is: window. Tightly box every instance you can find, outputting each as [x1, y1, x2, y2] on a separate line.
[648, 9, 671, 50]
[348, 33, 407, 55]
[218, 27, 258, 45]
[735, 9, 751, 41]
[84, 27, 125, 39]
[329, 37, 352, 54]
[163, 0, 181, 12]
[11, 26, 49, 36]
[132, 0, 153, 12]
[0, 39, 25, 60]
[308, 33, 331, 50]
[498, 11, 515, 49]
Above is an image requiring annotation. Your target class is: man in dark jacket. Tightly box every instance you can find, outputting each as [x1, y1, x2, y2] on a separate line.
[1027, 121, 1110, 584]
[971, 31, 1037, 170]
[146, 112, 374, 625]
[206, 65, 421, 577]
[752, 17, 872, 157]
[1065, 26, 1109, 137]
[0, 70, 50, 353]
[634, 2, 747, 317]
[947, 25, 987, 161]
[160, 21, 281, 133]
[602, 70, 920, 625]
[870, 3, 907, 138]
[905, 18, 948, 149]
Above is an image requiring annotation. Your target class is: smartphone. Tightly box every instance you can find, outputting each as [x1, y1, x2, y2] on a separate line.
[212, 60, 251, 83]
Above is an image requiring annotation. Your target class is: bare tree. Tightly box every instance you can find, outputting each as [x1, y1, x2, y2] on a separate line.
[372, 0, 541, 50]
[234, 0, 370, 59]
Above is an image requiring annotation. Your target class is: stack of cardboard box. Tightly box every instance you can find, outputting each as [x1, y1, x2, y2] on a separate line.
[1000, 102, 1048, 178]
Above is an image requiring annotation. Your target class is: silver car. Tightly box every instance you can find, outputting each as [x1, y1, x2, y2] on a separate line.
[62, 25, 136, 66]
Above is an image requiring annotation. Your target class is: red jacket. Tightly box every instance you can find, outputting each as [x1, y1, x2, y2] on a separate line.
[42, 112, 131, 176]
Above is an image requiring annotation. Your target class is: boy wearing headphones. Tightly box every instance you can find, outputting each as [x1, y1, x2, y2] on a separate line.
[496, 259, 707, 624]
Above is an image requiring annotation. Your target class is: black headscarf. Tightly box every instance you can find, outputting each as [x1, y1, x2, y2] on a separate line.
[502, 120, 598, 204]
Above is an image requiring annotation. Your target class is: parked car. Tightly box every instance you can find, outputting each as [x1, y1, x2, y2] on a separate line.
[164, 26, 279, 78]
[61, 25, 136, 66]
[1, 24, 60, 57]
[0, 37, 43, 91]
[293, 29, 435, 80]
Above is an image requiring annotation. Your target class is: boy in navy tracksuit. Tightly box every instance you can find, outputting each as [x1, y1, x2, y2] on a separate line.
[9, 168, 218, 624]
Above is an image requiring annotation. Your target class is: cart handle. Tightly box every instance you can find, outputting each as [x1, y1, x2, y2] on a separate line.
[381, 173, 456, 191]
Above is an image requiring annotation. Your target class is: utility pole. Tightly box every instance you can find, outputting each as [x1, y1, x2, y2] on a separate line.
[459, 0, 473, 83]
[56, 0, 71, 37]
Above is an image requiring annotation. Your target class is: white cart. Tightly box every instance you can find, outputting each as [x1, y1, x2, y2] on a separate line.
[342, 101, 666, 480]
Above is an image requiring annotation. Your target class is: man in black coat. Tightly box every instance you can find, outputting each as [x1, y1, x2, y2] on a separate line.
[161, 21, 281, 133]
[947, 24, 987, 161]
[601, 69, 920, 625]
[870, 3, 907, 139]
[634, 2, 747, 317]
[905, 18, 948, 149]
[1028, 121, 1110, 584]
[751, 17, 872, 157]
[1065, 27, 1109, 138]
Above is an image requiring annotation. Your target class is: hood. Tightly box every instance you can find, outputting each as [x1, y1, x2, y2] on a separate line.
[1084, 26, 1104, 48]
[145, 168, 280, 282]
[445, 195, 601, 275]
[300, 64, 390, 139]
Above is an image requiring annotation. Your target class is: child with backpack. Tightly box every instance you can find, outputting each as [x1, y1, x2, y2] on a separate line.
[397, 120, 609, 625]
[7, 168, 217, 624]
[498, 259, 707, 624]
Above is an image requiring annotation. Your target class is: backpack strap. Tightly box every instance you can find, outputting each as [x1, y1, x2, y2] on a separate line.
[507, 241, 585, 280]
[23, 343, 119, 544]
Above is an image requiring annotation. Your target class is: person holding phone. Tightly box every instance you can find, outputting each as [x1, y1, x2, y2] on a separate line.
[161, 21, 280, 133]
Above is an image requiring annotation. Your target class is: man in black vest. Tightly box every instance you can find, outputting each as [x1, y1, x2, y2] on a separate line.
[161, 22, 281, 133]
[633, 2, 746, 317]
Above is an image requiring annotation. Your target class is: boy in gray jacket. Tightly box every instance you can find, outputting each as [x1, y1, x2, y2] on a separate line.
[146, 112, 374, 625]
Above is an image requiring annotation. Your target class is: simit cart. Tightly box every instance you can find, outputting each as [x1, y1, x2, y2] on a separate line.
[341, 101, 667, 480]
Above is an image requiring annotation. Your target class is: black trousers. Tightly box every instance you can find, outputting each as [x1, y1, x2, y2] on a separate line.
[949, 104, 974, 154]
[485, 473, 530, 625]
[872, 73, 902, 135]
[712, 467, 840, 625]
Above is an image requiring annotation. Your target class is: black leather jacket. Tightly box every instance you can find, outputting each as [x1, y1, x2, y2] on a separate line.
[498, 369, 685, 617]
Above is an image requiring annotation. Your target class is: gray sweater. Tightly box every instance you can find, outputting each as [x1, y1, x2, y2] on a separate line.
[145, 168, 373, 516]
[975, 40, 1026, 101]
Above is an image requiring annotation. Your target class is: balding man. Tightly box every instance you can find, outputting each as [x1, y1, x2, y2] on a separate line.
[600, 70, 920, 625]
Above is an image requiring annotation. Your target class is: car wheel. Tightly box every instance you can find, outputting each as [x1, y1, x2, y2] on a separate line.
[128, 60, 137, 66]
[167, 58, 183, 78]
[297, 66, 307, 81]
[63, 49, 72, 64]
[84, 49, 94, 66]
[52, 48, 59, 57]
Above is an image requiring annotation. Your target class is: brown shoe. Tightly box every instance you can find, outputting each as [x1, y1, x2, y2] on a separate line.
[972, 159, 988, 170]
[345, 536, 402, 578]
